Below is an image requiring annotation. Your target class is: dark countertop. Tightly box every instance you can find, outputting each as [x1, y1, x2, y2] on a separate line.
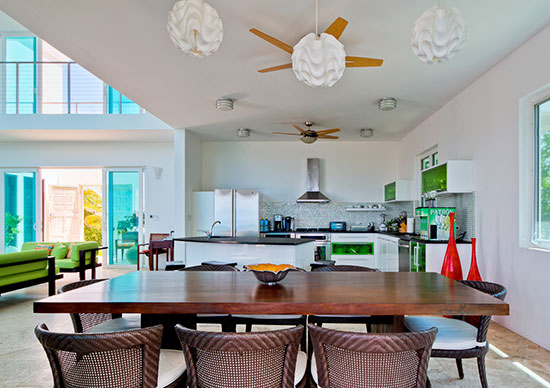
[173, 237, 315, 246]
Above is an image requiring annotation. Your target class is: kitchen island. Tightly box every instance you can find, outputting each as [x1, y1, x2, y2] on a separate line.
[174, 237, 315, 270]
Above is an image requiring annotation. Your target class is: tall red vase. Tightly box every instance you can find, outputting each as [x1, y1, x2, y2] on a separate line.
[467, 238, 482, 281]
[441, 212, 463, 280]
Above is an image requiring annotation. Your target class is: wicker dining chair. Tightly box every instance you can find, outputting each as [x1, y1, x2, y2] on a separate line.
[35, 323, 186, 388]
[58, 279, 141, 333]
[308, 323, 438, 388]
[180, 264, 239, 332]
[309, 265, 380, 331]
[405, 280, 507, 388]
[175, 324, 307, 388]
[231, 267, 307, 350]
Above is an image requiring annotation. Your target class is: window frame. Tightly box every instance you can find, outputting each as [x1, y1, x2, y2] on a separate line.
[416, 146, 438, 202]
[532, 97, 550, 246]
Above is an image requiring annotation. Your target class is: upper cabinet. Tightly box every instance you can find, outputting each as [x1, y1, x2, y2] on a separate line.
[421, 160, 473, 195]
[384, 180, 411, 202]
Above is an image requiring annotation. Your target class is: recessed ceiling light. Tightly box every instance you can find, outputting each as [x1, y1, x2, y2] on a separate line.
[237, 128, 250, 137]
[360, 128, 374, 138]
[378, 97, 397, 111]
[216, 98, 234, 111]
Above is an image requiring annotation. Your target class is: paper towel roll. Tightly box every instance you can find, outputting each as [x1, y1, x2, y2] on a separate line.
[407, 218, 415, 233]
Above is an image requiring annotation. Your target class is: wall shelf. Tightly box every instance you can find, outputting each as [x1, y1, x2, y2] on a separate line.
[345, 206, 387, 212]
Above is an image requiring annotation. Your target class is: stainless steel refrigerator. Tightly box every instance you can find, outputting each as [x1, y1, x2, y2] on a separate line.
[214, 189, 259, 236]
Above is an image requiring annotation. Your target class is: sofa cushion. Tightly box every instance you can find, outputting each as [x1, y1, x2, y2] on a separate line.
[55, 258, 81, 269]
[68, 242, 99, 264]
[0, 268, 57, 287]
[51, 244, 69, 261]
[0, 250, 49, 277]
[404, 316, 485, 350]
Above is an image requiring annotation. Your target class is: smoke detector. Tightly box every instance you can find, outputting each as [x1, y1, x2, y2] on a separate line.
[237, 128, 250, 137]
[378, 97, 397, 111]
[216, 98, 234, 111]
[360, 128, 373, 138]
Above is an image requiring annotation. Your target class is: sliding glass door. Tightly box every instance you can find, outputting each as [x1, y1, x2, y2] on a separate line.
[103, 169, 143, 266]
[0, 169, 41, 253]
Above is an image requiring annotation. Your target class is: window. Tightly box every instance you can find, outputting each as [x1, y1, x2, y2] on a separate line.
[533, 98, 550, 243]
[420, 150, 439, 172]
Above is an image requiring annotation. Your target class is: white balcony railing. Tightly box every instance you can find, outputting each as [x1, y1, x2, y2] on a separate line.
[0, 61, 142, 114]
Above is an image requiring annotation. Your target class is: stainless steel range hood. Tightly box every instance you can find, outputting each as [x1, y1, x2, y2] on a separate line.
[297, 158, 330, 203]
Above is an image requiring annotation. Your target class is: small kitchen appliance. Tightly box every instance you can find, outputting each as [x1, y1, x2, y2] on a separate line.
[283, 216, 293, 231]
[273, 214, 283, 231]
[329, 221, 347, 232]
[415, 207, 457, 241]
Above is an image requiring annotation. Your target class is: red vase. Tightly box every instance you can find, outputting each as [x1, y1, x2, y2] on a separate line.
[467, 238, 482, 281]
[441, 212, 463, 280]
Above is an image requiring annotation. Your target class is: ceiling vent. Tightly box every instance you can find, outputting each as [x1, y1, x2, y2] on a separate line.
[378, 97, 397, 111]
[216, 98, 234, 111]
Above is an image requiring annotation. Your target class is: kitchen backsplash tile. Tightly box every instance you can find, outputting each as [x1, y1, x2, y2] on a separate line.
[260, 201, 415, 230]
[436, 192, 476, 240]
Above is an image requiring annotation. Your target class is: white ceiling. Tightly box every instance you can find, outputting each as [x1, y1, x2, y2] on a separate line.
[0, 0, 548, 142]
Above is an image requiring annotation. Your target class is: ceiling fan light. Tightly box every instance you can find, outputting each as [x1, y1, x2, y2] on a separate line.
[167, 0, 223, 58]
[411, 5, 466, 64]
[300, 136, 317, 144]
[216, 98, 233, 111]
[291, 32, 346, 88]
[378, 97, 397, 111]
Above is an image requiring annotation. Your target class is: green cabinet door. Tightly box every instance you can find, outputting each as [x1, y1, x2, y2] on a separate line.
[410, 242, 426, 272]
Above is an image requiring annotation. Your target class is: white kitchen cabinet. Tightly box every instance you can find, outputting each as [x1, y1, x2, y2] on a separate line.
[410, 240, 472, 274]
[330, 233, 375, 268]
[421, 160, 473, 195]
[375, 235, 399, 272]
[384, 180, 411, 202]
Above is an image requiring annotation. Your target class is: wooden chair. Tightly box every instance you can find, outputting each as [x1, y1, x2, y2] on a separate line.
[175, 324, 307, 388]
[308, 323, 437, 388]
[58, 279, 141, 333]
[137, 233, 170, 271]
[35, 323, 186, 388]
[405, 280, 507, 388]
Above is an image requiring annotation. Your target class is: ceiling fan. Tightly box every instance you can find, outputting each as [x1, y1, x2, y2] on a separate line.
[273, 122, 340, 144]
[250, 1, 384, 87]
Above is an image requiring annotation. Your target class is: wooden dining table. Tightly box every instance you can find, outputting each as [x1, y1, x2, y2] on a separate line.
[34, 271, 508, 347]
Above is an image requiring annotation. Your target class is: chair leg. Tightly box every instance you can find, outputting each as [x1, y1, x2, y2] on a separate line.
[245, 323, 252, 332]
[366, 323, 372, 333]
[426, 376, 432, 388]
[456, 358, 464, 379]
[477, 356, 489, 388]
[221, 319, 237, 332]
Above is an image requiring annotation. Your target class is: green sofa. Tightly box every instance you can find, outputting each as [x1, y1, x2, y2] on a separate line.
[21, 242, 105, 280]
[0, 249, 61, 296]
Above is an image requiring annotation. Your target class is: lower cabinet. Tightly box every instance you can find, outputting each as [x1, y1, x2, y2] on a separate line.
[375, 236, 399, 272]
[331, 234, 375, 268]
[410, 241, 472, 273]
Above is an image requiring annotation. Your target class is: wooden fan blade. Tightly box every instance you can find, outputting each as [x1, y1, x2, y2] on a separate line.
[249, 28, 293, 54]
[316, 128, 341, 135]
[272, 132, 302, 136]
[346, 56, 384, 67]
[293, 124, 307, 134]
[318, 135, 339, 139]
[324, 17, 349, 40]
[258, 63, 292, 73]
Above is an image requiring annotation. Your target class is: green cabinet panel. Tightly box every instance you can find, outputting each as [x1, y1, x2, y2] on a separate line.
[410, 242, 426, 272]
[384, 182, 396, 202]
[332, 243, 374, 255]
[421, 163, 447, 194]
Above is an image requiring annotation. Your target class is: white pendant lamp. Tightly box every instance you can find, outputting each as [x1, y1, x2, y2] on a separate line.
[291, 0, 346, 88]
[411, 4, 466, 64]
[167, 0, 223, 58]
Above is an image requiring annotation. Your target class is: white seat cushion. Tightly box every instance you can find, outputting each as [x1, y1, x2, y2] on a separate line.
[313, 315, 370, 318]
[311, 352, 319, 386]
[404, 316, 486, 350]
[157, 349, 186, 388]
[231, 314, 303, 319]
[294, 350, 307, 386]
[197, 314, 229, 317]
[85, 315, 141, 333]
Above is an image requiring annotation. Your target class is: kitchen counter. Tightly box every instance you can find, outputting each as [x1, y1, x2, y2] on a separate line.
[174, 236, 313, 246]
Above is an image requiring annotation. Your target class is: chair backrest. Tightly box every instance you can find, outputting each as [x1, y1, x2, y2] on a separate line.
[58, 279, 113, 333]
[457, 280, 507, 342]
[122, 231, 139, 242]
[150, 233, 170, 242]
[308, 324, 437, 388]
[312, 264, 379, 272]
[181, 264, 240, 272]
[175, 325, 303, 388]
[35, 323, 164, 388]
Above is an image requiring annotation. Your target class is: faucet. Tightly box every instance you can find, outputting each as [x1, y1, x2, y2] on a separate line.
[205, 220, 221, 239]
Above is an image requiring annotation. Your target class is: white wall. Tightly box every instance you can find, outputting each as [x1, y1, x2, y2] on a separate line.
[0, 141, 175, 239]
[398, 25, 550, 349]
[202, 141, 399, 203]
[185, 131, 203, 234]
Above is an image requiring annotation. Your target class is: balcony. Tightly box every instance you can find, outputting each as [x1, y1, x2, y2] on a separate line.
[0, 61, 143, 115]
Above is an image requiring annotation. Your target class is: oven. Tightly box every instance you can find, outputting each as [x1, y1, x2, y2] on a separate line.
[293, 232, 331, 261]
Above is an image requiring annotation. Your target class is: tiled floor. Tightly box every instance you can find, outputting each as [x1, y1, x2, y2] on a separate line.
[1, 267, 549, 388]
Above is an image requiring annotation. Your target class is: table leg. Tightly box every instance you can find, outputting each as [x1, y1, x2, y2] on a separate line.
[141, 314, 197, 350]
[393, 315, 405, 332]
[148, 252, 154, 271]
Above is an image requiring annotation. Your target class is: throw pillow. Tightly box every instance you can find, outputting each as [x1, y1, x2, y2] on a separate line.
[51, 244, 69, 261]
[66, 243, 74, 259]
[34, 243, 54, 254]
